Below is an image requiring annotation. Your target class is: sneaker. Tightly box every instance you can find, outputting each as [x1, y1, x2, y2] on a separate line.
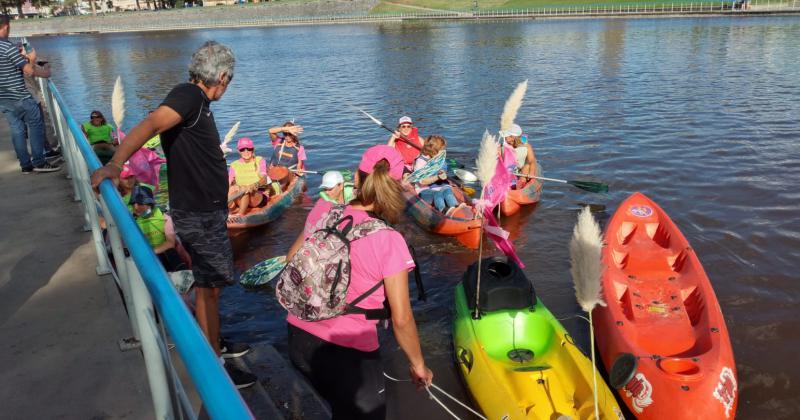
[221, 339, 251, 359]
[225, 364, 257, 389]
[46, 155, 64, 164]
[21, 166, 33, 174]
[45, 149, 62, 159]
[33, 162, 62, 173]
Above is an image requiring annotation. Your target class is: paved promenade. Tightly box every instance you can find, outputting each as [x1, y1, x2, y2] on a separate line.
[0, 121, 153, 418]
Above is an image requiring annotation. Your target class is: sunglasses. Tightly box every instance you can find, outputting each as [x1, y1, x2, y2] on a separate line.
[239, 148, 254, 152]
[91, 115, 101, 119]
[399, 124, 413, 128]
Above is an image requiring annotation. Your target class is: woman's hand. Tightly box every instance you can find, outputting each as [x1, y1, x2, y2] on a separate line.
[91, 163, 122, 191]
[285, 125, 304, 136]
[409, 363, 433, 390]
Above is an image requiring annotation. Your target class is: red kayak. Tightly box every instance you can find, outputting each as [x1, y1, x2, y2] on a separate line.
[594, 192, 737, 419]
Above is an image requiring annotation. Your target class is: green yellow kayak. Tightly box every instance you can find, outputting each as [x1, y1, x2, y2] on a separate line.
[453, 257, 624, 420]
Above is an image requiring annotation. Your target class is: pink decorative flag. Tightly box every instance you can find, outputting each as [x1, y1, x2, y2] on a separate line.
[476, 157, 525, 268]
[118, 130, 166, 191]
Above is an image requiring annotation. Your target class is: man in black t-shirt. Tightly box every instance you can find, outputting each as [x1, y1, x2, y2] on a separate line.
[91, 41, 255, 389]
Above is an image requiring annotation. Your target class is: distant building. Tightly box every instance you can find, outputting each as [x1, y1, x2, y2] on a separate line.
[4, 0, 48, 17]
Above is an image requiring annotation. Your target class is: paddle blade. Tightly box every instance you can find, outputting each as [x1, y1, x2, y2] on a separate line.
[454, 168, 478, 183]
[240, 256, 286, 287]
[568, 180, 609, 193]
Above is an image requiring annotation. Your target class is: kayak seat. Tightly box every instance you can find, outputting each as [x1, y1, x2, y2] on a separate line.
[462, 257, 535, 312]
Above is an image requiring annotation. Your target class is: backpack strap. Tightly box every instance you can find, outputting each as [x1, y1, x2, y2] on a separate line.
[345, 280, 391, 320]
[346, 218, 390, 241]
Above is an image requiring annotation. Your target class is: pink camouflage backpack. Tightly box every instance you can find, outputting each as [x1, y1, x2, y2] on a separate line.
[275, 205, 394, 321]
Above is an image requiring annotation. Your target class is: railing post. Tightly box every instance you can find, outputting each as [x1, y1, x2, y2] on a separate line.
[101, 199, 140, 339]
[51, 101, 81, 201]
[126, 258, 175, 420]
[73, 136, 113, 275]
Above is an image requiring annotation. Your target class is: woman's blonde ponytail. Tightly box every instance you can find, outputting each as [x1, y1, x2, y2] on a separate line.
[356, 159, 405, 224]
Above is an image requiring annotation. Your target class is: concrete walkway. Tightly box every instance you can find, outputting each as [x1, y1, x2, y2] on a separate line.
[0, 121, 153, 418]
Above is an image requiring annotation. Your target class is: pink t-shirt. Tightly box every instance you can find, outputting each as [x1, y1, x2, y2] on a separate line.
[287, 200, 415, 352]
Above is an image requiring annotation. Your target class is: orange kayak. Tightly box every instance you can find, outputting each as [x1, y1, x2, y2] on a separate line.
[499, 159, 543, 216]
[594, 192, 738, 419]
[404, 185, 481, 249]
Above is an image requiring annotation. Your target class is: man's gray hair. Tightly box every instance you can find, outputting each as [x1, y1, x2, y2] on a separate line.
[188, 41, 235, 86]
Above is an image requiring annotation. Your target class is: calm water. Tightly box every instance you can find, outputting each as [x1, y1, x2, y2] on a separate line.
[33, 16, 800, 418]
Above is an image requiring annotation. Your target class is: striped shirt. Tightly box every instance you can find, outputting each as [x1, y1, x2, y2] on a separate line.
[0, 38, 31, 101]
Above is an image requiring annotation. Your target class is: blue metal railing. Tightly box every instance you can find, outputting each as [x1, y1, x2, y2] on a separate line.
[44, 79, 253, 420]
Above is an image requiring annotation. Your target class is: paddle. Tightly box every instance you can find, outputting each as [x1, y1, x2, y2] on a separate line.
[459, 167, 607, 194]
[357, 108, 422, 151]
[240, 255, 286, 287]
[513, 172, 609, 193]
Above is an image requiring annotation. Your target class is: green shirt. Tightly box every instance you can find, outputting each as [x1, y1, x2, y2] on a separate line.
[83, 122, 114, 145]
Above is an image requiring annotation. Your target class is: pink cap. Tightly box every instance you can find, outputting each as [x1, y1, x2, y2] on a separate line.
[120, 164, 133, 178]
[358, 145, 404, 181]
[237, 137, 254, 150]
[398, 116, 413, 126]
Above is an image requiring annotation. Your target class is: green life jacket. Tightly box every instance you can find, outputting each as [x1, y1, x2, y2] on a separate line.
[319, 183, 354, 204]
[135, 207, 166, 248]
[83, 122, 114, 145]
[230, 157, 264, 187]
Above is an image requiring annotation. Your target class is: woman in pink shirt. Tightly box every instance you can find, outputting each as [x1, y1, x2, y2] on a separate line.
[284, 145, 433, 420]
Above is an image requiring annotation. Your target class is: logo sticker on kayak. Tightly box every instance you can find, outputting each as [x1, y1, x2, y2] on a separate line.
[713, 367, 737, 418]
[630, 205, 653, 218]
[623, 372, 653, 413]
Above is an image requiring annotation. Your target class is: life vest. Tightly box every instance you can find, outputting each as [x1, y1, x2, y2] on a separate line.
[319, 183, 355, 204]
[230, 156, 264, 186]
[270, 145, 300, 168]
[135, 207, 167, 248]
[394, 127, 423, 166]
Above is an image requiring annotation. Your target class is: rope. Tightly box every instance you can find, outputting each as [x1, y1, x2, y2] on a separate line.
[383, 372, 487, 420]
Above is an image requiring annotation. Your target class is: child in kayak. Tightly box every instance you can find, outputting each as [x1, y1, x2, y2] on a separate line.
[228, 137, 270, 217]
[284, 145, 433, 419]
[411, 135, 461, 215]
[500, 123, 536, 189]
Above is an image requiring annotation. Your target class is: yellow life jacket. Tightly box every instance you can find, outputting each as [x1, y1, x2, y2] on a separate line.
[230, 157, 264, 186]
[135, 207, 166, 248]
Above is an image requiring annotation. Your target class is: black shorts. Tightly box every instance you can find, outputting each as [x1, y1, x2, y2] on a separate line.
[288, 324, 385, 420]
[171, 208, 234, 289]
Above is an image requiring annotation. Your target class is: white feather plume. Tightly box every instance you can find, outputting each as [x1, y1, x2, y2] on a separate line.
[112, 76, 125, 131]
[219, 121, 240, 154]
[499, 79, 528, 132]
[476, 130, 498, 186]
[570, 206, 607, 313]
